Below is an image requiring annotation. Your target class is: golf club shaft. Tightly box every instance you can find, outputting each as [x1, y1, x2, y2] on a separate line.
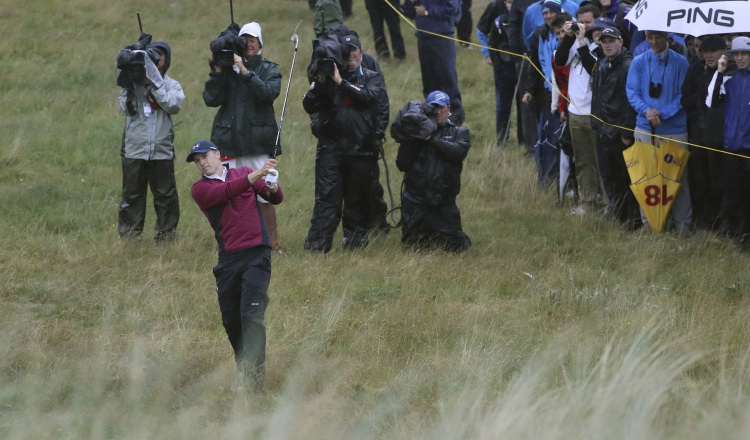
[273, 34, 299, 158]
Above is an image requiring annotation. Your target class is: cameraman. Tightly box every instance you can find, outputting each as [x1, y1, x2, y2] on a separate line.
[302, 35, 389, 252]
[394, 91, 471, 252]
[117, 40, 185, 243]
[203, 22, 283, 252]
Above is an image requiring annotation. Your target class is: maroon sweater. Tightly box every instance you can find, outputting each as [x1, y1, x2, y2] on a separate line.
[191, 167, 283, 255]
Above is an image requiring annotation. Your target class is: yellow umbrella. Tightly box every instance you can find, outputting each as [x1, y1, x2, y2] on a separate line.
[630, 175, 683, 233]
[623, 137, 690, 233]
[623, 140, 658, 184]
[657, 138, 690, 182]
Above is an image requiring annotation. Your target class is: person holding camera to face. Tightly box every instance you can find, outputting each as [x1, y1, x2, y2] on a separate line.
[203, 22, 283, 252]
[393, 91, 472, 253]
[117, 38, 185, 243]
[391, 90, 471, 252]
[626, 30, 692, 235]
[302, 34, 390, 253]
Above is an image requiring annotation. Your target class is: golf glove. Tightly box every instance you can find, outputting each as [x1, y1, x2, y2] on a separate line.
[264, 169, 278, 189]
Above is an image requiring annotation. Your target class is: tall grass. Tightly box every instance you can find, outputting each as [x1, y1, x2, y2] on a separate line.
[2, 0, 750, 438]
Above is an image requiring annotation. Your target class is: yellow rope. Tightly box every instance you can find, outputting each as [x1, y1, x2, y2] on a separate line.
[384, 0, 747, 159]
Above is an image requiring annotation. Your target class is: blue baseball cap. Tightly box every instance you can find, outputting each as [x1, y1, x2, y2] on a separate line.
[426, 90, 450, 107]
[186, 140, 218, 162]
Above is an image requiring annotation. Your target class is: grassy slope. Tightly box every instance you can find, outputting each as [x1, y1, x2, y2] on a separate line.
[2, 0, 750, 438]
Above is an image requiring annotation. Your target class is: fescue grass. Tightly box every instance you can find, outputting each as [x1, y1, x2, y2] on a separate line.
[2, 0, 750, 438]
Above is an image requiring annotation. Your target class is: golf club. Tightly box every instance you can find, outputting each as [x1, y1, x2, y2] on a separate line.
[273, 20, 302, 158]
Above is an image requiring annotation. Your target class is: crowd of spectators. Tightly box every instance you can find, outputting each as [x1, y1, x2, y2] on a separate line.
[477, 0, 750, 249]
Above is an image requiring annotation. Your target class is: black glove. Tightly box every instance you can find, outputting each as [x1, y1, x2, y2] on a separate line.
[131, 33, 153, 51]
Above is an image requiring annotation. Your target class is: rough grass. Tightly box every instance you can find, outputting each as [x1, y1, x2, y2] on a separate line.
[2, 0, 750, 438]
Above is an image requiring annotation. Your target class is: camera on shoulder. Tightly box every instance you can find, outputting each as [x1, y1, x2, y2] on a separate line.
[116, 33, 153, 87]
[210, 23, 247, 67]
[307, 34, 345, 80]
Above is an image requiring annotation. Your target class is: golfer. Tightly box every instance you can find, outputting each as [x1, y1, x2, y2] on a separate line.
[187, 140, 283, 391]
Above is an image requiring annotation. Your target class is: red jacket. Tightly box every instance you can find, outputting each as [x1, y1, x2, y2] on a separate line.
[552, 60, 570, 115]
[191, 167, 283, 254]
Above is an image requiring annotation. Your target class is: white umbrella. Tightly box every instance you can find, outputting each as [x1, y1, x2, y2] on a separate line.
[625, 0, 750, 36]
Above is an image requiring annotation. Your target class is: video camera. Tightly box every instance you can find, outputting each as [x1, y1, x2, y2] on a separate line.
[116, 33, 155, 88]
[210, 23, 247, 67]
[307, 34, 345, 79]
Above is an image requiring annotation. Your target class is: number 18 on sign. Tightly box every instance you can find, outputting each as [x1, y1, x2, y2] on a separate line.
[644, 184, 674, 206]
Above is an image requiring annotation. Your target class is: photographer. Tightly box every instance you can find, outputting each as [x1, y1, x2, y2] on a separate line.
[302, 35, 389, 252]
[393, 91, 472, 252]
[203, 22, 283, 252]
[117, 39, 184, 243]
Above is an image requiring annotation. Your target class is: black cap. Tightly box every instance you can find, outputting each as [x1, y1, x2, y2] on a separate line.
[600, 27, 622, 40]
[186, 140, 218, 162]
[700, 36, 726, 52]
[342, 35, 361, 49]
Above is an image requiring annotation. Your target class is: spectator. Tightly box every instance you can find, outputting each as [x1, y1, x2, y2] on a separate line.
[707, 36, 750, 250]
[394, 91, 472, 252]
[632, 33, 688, 58]
[203, 22, 284, 252]
[457, 0, 474, 48]
[590, 26, 639, 228]
[522, 0, 564, 188]
[302, 34, 390, 252]
[476, 0, 517, 144]
[117, 39, 184, 243]
[591, 0, 635, 49]
[521, 0, 579, 52]
[512, 0, 577, 156]
[682, 36, 727, 230]
[364, 0, 406, 61]
[187, 140, 283, 391]
[685, 35, 704, 63]
[626, 30, 691, 235]
[403, 0, 466, 125]
[555, 4, 606, 214]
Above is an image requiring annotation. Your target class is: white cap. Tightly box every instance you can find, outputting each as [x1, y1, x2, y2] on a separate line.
[239, 22, 263, 48]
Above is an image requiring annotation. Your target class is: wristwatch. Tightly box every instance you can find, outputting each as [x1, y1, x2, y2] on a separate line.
[424, 9, 429, 15]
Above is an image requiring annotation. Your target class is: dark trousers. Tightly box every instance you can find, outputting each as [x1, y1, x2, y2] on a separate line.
[364, 0, 406, 59]
[493, 60, 517, 143]
[340, 0, 352, 16]
[118, 158, 179, 238]
[597, 134, 641, 228]
[517, 60, 538, 153]
[722, 153, 750, 246]
[306, 143, 387, 252]
[401, 195, 471, 252]
[213, 247, 271, 381]
[417, 36, 464, 125]
[456, 0, 473, 43]
[689, 145, 726, 230]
